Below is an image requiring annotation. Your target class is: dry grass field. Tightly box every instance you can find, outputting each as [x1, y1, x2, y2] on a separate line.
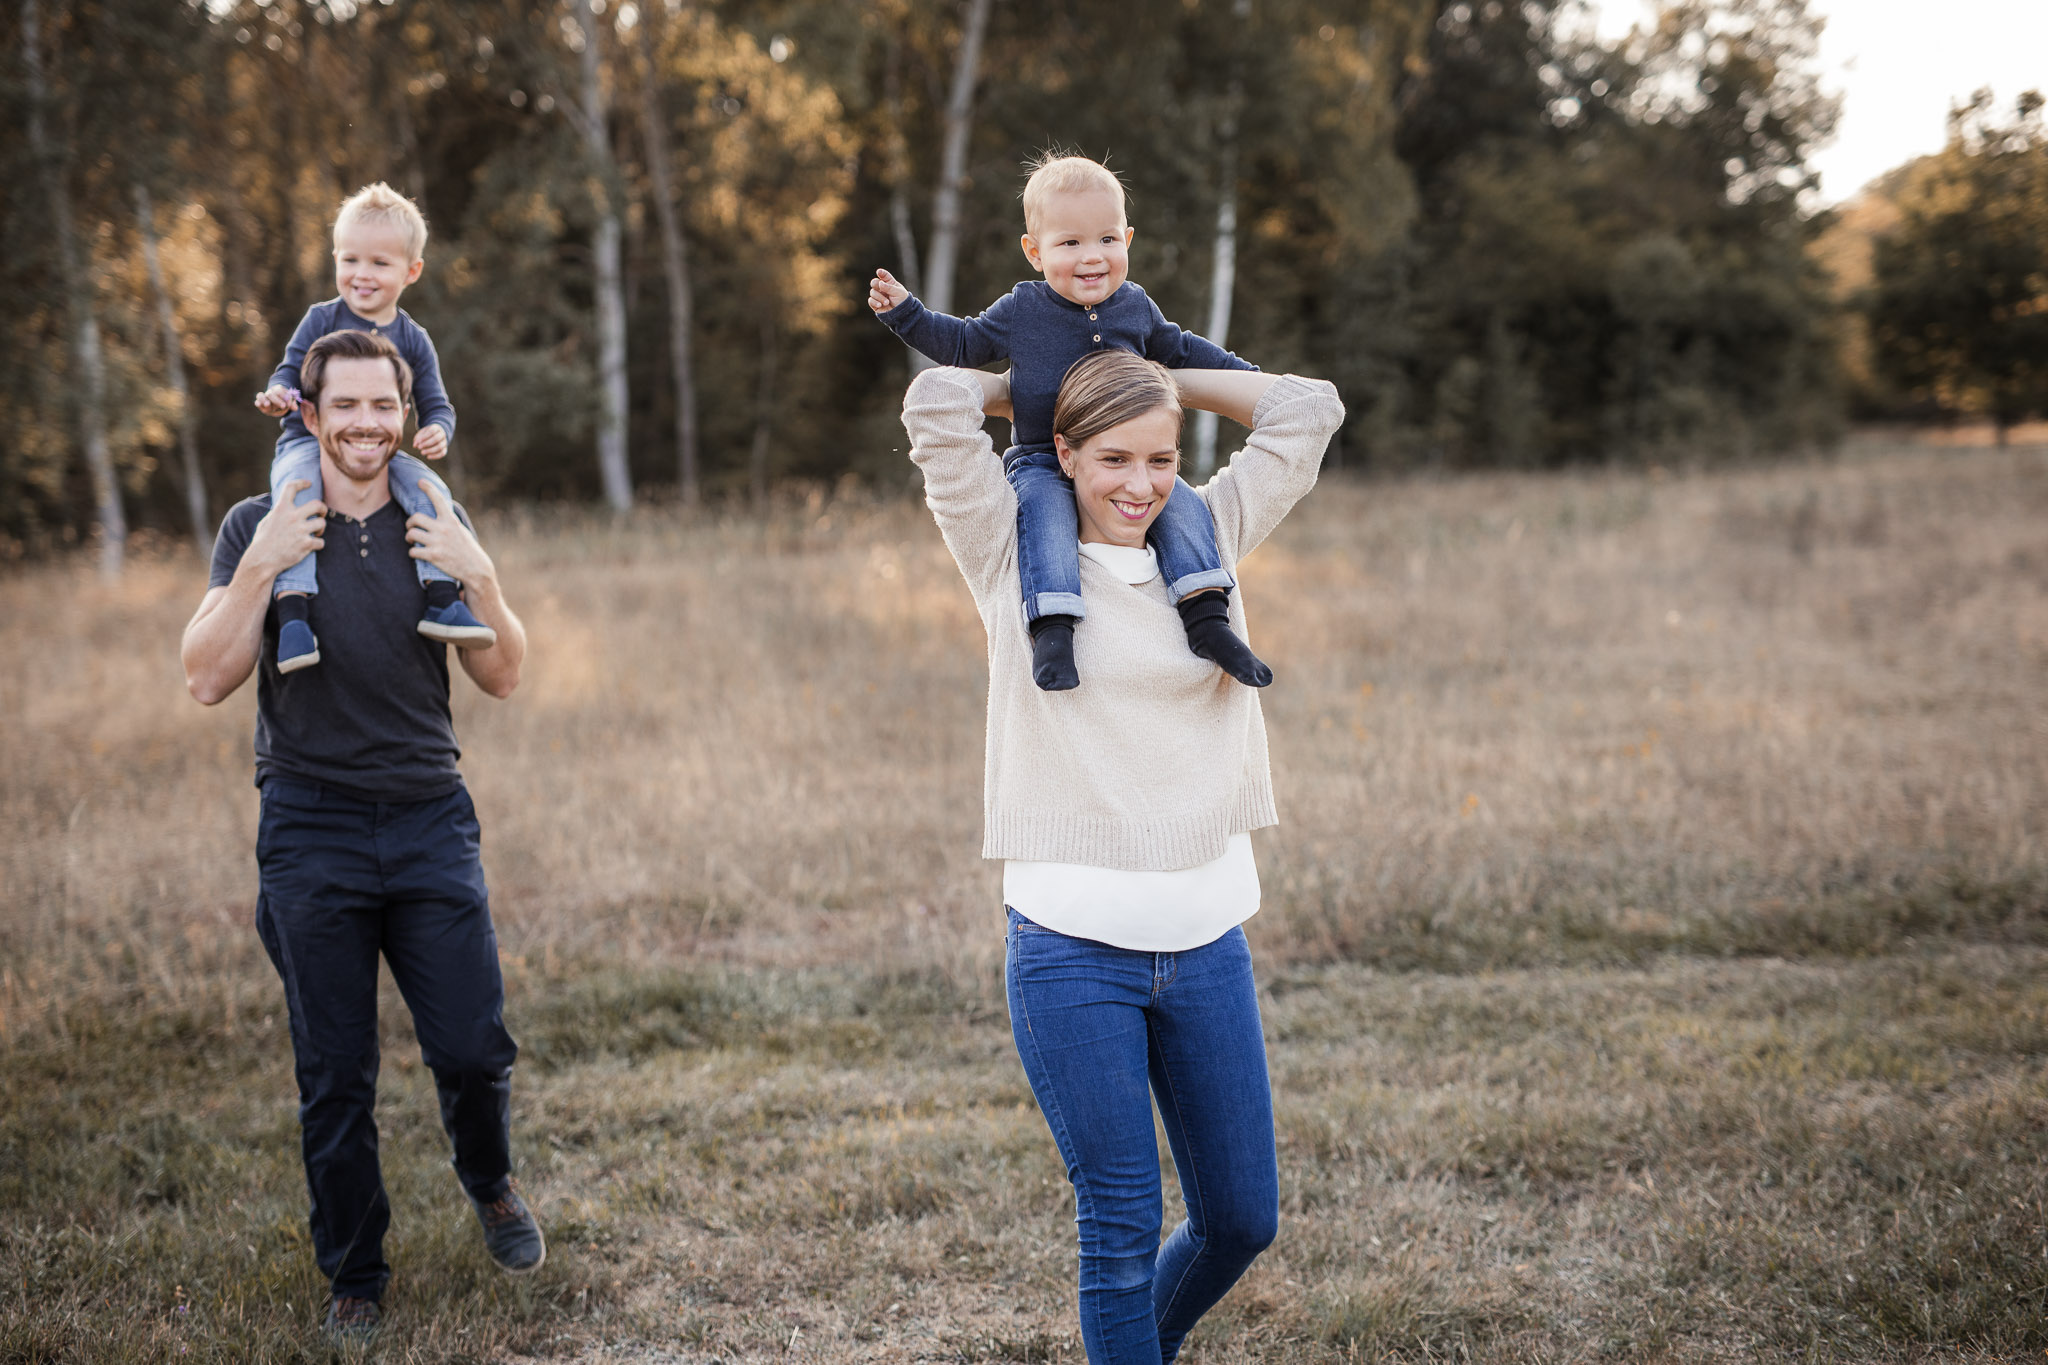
[3, 435, 2046, 1363]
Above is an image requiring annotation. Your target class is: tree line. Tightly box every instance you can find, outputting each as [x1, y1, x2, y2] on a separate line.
[3, 0, 2037, 570]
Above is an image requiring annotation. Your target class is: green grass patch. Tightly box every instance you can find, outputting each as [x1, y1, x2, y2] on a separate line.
[5, 949, 2045, 1361]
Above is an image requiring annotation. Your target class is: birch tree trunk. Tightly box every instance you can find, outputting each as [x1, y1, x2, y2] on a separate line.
[380, 66, 463, 486]
[748, 314, 778, 511]
[884, 29, 923, 299]
[221, 195, 272, 394]
[277, 57, 325, 304]
[23, 0, 125, 577]
[392, 82, 431, 207]
[911, 0, 992, 373]
[638, 13, 701, 504]
[134, 182, 211, 556]
[576, 0, 634, 512]
[1191, 0, 1251, 480]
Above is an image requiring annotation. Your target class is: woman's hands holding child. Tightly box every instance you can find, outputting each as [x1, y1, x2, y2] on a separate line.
[868, 269, 910, 314]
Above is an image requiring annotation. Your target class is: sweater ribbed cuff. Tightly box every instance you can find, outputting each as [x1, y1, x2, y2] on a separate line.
[1249, 373, 1313, 429]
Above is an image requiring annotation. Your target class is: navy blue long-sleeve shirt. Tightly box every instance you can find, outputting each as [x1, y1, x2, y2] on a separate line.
[268, 298, 456, 455]
[878, 280, 1255, 454]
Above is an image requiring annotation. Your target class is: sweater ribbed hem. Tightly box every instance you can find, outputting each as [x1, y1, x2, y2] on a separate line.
[982, 779, 1277, 872]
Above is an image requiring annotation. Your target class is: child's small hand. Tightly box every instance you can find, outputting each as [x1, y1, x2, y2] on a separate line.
[414, 422, 449, 461]
[254, 384, 300, 416]
[868, 269, 910, 314]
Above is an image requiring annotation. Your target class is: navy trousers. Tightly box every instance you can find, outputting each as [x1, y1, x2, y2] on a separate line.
[254, 776, 518, 1301]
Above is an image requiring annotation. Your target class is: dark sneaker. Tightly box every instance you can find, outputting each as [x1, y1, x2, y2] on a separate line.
[469, 1181, 546, 1273]
[417, 599, 498, 649]
[322, 1294, 380, 1344]
[277, 619, 321, 674]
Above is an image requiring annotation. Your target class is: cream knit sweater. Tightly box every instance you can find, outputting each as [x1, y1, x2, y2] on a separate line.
[904, 368, 1345, 872]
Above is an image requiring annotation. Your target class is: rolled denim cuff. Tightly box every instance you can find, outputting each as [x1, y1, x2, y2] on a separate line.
[1166, 567, 1235, 603]
[1025, 591, 1087, 623]
[274, 558, 319, 597]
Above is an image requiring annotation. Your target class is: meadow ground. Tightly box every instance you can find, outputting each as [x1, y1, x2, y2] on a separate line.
[3, 433, 2045, 1362]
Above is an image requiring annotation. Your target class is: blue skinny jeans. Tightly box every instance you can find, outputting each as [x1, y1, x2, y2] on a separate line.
[1005, 908, 1279, 1364]
[1006, 448, 1235, 624]
[271, 437, 456, 595]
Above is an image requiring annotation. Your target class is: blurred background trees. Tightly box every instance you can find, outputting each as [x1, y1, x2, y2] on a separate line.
[0, 0, 2036, 562]
[1865, 91, 2048, 444]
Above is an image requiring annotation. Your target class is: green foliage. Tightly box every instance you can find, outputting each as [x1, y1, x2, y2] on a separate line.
[2, 0, 1861, 549]
[1385, 0, 1842, 465]
[1867, 91, 2048, 438]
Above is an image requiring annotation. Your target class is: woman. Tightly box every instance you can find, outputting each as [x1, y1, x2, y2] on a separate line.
[902, 350, 1344, 1363]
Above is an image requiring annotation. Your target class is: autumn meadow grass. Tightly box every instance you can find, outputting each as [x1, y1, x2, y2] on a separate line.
[4, 434, 2046, 1362]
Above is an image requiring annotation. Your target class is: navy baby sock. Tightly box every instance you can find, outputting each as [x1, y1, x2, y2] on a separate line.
[1028, 614, 1080, 692]
[1177, 592, 1272, 688]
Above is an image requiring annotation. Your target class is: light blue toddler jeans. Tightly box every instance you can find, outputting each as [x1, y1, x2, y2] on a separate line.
[1006, 450, 1236, 624]
[270, 436, 456, 595]
[1004, 908, 1279, 1364]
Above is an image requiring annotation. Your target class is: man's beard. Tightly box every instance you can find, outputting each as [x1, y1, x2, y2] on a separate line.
[322, 430, 398, 486]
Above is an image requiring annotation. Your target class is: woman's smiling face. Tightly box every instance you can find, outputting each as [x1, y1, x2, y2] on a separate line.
[1055, 406, 1183, 548]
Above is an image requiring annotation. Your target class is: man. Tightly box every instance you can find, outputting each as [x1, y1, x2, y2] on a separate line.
[182, 328, 540, 1342]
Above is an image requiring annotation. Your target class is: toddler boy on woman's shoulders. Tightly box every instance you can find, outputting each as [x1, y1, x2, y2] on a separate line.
[870, 154, 1269, 692]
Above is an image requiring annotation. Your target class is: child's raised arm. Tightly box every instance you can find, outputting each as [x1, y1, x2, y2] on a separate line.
[872, 278, 1018, 370]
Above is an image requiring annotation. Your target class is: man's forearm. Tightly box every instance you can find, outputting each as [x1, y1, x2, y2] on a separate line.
[182, 568, 273, 704]
[457, 575, 525, 698]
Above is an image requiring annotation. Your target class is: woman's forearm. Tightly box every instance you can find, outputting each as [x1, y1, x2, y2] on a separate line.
[1173, 370, 1279, 428]
[962, 367, 1013, 421]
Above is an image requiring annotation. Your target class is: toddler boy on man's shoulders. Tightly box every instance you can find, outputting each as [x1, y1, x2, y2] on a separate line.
[253, 181, 492, 673]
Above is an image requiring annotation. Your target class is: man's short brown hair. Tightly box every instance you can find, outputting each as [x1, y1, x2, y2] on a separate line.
[301, 329, 414, 411]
